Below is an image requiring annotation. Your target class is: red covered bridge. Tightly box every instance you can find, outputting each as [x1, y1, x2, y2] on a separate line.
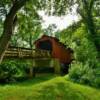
[34, 35, 74, 67]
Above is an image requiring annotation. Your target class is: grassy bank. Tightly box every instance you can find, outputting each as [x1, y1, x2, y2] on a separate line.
[0, 75, 100, 100]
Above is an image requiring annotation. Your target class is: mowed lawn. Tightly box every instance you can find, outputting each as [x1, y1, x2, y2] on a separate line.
[0, 74, 100, 100]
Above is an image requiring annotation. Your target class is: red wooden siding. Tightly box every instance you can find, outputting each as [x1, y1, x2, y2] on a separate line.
[34, 35, 74, 64]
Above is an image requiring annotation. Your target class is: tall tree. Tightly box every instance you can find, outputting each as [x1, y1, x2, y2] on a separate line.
[52, 0, 99, 46]
[0, 0, 28, 63]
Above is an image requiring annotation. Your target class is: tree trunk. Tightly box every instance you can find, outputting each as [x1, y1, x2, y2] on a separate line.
[0, 0, 28, 63]
[0, 33, 11, 63]
[29, 33, 33, 49]
[79, 0, 97, 49]
[85, 10, 98, 50]
[0, 15, 15, 63]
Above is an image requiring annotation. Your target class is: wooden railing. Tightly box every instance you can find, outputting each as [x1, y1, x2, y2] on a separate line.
[4, 47, 61, 77]
[4, 47, 51, 59]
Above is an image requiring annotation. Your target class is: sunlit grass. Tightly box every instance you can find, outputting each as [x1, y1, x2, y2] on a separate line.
[0, 74, 100, 100]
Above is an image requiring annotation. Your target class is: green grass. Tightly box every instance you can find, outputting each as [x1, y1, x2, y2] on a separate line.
[0, 74, 100, 100]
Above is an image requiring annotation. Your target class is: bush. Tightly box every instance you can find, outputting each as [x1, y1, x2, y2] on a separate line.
[14, 60, 30, 76]
[0, 60, 31, 83]
[69, 62, 100, 88]
[0, 61, 19, 83]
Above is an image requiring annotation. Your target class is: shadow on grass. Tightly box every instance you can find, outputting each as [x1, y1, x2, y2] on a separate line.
[11, 74, 57, 86]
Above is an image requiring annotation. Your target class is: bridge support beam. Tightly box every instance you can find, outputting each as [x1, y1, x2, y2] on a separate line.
[29, 67, 33, 78]
[29, 60, 36, 78]
[53, 59, 61, 75]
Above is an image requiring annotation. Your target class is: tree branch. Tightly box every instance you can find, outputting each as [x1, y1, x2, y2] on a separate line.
[77, 7, 86, 21]
[89, 0, 95, 12]
[4, 0, 29, 34]
[82, 0, 89, 11]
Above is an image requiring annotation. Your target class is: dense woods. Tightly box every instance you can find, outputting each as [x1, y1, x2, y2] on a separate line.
[0, 0, 100, 99]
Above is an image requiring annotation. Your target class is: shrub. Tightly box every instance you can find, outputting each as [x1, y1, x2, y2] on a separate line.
[69, 62, 100, 88]
[15, 60, 30, 76]
[0, 60, 32, 83]
[0, 61, 19, 83]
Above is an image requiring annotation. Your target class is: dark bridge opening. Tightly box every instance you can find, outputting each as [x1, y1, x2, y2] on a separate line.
[38, 40, 52, 51]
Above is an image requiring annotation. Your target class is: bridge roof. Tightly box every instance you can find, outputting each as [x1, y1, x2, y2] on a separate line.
[34, 35, 66, 48]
